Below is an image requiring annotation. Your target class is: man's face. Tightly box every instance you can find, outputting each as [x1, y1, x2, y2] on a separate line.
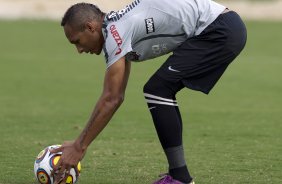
[63, 22, 104, 55]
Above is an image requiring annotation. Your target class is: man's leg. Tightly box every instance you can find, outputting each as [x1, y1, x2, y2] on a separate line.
[144, 10, 246, 184]
[143, 74, 193, 183]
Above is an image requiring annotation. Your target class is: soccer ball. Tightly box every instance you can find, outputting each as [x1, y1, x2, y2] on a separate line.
[34, 145, 81, 184]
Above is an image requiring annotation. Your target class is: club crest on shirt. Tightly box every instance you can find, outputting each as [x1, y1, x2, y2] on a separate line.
[145, 18, 155, 34]
[152, 43, 168, 55]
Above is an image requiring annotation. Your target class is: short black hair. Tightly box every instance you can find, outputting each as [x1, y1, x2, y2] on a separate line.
[61, 3, 105, 30]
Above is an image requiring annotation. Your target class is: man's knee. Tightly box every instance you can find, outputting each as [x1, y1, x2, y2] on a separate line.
[143, 76, 157, 95]
[143, 74, 183, 98]
[143, 74, 165, 96]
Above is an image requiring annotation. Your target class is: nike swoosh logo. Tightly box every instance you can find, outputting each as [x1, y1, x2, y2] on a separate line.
[168, 66, 181, 72]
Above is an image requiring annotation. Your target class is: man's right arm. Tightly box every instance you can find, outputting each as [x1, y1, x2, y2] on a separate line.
[52, 57, 131, 184]
[77, 57, 131, 150]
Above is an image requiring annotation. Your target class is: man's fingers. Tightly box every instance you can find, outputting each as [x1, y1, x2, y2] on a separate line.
[54, 177, 63, 184]
[74, 165, 80, 177]
[53, 173, 63, 184]
[54, 167, 71, 184]
[52, 156, 63, 171]
[50, 146, 63, 154]
[60, 168, 71, 184]
[54, 165, 66, 184]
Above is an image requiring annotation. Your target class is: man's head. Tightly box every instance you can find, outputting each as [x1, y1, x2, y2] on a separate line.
[61, 3, 105, 55]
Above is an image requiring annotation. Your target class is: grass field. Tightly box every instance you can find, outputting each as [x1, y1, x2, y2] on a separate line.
[0, 20, 281, 184]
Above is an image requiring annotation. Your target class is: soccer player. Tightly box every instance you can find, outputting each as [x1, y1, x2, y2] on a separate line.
[51, 0, 247, 183]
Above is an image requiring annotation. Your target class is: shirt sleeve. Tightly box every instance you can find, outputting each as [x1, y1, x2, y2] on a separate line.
[103, 23, 133, 68]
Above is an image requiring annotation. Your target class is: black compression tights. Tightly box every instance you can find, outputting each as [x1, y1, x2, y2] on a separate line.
[143, 74, 193, 183]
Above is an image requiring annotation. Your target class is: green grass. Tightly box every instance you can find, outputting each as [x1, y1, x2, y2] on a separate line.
[0, 20, 281, 184]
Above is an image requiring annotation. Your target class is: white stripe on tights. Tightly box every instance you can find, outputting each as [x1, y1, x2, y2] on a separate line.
[146, 99, 178, 106]
[144, 93, 177, 103]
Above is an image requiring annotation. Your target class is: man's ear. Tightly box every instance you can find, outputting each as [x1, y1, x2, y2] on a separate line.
[85, 22, 97, 32]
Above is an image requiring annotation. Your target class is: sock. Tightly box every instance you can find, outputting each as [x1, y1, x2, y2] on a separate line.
[165, 146, 193, 183]
[170, 166, 193, 183]
[144, 94, 192, 183]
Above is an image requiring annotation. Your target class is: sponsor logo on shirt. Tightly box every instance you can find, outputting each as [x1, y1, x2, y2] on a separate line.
[110, 25, 122, 55]
[145, 18, 155, 34]
[107, 0, 141, 21]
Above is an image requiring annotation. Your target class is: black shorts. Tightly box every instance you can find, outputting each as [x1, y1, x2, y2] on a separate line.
[155, 11, 247, 94]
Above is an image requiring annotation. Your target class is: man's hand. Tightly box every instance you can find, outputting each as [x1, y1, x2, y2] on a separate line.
[50, 141, 86, 184]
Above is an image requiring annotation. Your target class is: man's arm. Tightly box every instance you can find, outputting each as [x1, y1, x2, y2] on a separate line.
[77, 56, 130, 150]
[52, 57, 131, 184]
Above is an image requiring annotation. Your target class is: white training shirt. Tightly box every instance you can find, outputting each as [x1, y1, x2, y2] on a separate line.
[102, 0, 225, 68]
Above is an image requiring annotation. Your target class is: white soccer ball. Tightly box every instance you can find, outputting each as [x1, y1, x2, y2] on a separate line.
[34, 145, 81, 184]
